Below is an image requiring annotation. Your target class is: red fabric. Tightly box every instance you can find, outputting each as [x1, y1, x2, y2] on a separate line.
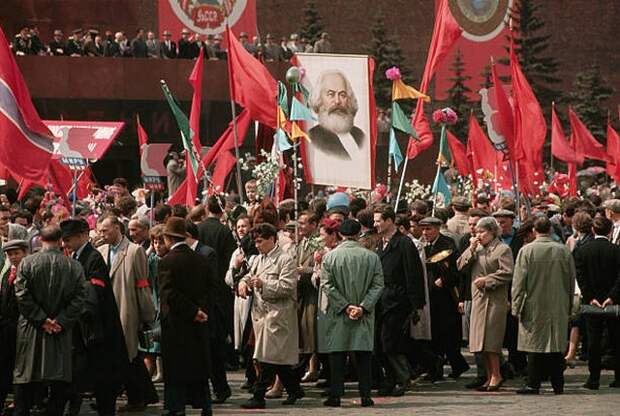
[368, 57, 377, 187]
[407, 0, 462, 159]
[211, 150, 237, 193]
[568, 162, 577, 197]
[226, 26, 277, 129]
[569, 107, 609, 163]
[136, 115, 149, 149]
[168, 109, 252, 205]
[466, 114, 496, 185]
[606, 121, 620, 183]
[491, 62, 517, 160]
[16, 158, 72, 203]
[135, 279, 150, 289]
[446, 130, 469, 176]
[511, 46, 546, 195]
[90, 278, 106, 288]
[7, 266, 16, 286]
[552, 106, 582, 165]
[76, 166, 96, 199]
[255, 122, 274, 156]
[0, 28, 54, 181]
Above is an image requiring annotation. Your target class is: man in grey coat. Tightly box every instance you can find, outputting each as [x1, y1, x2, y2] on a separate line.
[13, 226, 86, 416]
[321, 219, 384, 407]
[512, 216, 575, 395]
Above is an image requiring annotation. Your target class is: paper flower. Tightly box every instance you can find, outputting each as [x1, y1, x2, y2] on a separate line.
[432, 107, 458, 125]
[385, 66, 401, 81]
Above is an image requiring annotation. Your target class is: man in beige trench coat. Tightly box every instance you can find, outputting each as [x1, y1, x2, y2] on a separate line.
[238, 223, 304, 409]
[512, 216, 575, 395]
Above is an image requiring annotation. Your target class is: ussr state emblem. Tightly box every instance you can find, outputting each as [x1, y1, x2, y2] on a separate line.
[448, 0, 512, 42]
[169, 0, 247, 34]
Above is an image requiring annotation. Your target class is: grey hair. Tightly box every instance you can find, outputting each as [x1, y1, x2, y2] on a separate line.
[475, 216, 500, 237]
[309, 69, 358, 116]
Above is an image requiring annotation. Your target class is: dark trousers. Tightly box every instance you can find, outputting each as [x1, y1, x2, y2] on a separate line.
[164, 381, 211, 413]
[586, 315, 620, 382]
[126, 356, 158, 405]
[14, 382, 68, 416]
[382, 353, 410, 386]
[329, 351, 371, 398]
[253, 362, 300, 401]
[430, 290, 468, 373]
[506, 314, 527, 372]
[209, 336, 231, 396]
[526, 352, 565, 390]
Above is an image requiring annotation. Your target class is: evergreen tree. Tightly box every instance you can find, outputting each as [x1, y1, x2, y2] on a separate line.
[569, 64, 614, 140]
[299, 0, 324, 46]
[479, 64, 493, 90]
[445, 49, 472, 140]
[502, 0, 561, 107]
[365, 14, 414, 110]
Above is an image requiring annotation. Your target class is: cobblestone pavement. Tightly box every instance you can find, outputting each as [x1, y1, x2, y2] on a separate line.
[76, 355, 618, 416]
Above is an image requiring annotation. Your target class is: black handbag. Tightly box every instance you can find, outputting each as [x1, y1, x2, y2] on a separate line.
[579, 304, 620, 318]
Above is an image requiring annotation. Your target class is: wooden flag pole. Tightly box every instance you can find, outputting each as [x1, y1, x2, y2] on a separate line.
[394, 152, 409, 212]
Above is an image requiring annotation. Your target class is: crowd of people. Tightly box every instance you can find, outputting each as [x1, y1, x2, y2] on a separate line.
[10, 25, 333, 62]
[0, 172, 619, 416]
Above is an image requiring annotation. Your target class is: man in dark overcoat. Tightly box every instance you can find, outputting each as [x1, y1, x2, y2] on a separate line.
[159, 218, 214, 416]
[0, 240, 28, 413]
[60, 219, 129, 416]
[421, 217, 470, 380]
[373, 205, 425, 396]
[13, 226, 86, 416]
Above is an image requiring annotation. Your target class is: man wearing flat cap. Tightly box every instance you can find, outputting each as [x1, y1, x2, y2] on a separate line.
[320, 219, 384, 407]
[158, 217, 215, 416]
[160, 30, 177, 59]
[604, 199, 620, 245]
[447, 197, 471, 238]
[66, 28, 84, 56]
[0, 240, 28, 413]
[420, 216, 470, 380]
[61, 219, 128, 416]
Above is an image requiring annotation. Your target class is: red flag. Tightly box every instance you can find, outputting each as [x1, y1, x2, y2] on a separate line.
[76, 166, 96, 199]
[606, 120, 620, 183]
[466, 115, 496, 184]
[490, 61, 517, 159]
[446, 130, 469, 176]
[136, 114, 149, 150]
[407, 0, 462, 159]
[226, 26, 277, 128]
[568, 162, 577, 197]
[569, 107, 608, 162]
[211, 151, 237, 193]
[551, 106, 582, 165]
[0, 27, 54, 181]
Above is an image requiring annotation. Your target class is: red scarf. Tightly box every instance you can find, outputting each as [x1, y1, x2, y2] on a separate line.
[7, 266, 17, 286]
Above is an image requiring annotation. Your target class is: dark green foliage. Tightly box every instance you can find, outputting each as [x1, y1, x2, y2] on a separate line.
[569, 64, 614, 140]
[445, 49, 472, 140]
[299, 0, 325, 46]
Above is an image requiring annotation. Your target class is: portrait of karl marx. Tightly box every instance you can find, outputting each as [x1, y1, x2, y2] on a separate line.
[308, 69, 366, 161]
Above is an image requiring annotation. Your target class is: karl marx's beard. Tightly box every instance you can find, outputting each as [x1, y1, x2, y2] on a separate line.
[318, 106, 354, 135]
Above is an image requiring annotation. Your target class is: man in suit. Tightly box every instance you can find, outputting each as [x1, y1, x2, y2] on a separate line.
[159, 218, 214, 416]
[177, 28, 195, 59]
[421, 216, 470, 380]
[131, 28, 148, 58]
[104, 32, 121, 57]
[128, 217, 151, 252]
[97, 215, 157, 411]
[604, 199, 620, 245]
[262, 34, 282, 62]
[66, 28, 84, 56]
[373, 205, 426, 396]
[146, 31, 161, 58]
[61, 219, 129, 416]
[574, 216, 620, 389]
[0, 240, 28, 413]
[47, 30, 67, 55]
[160, 30, 177, 59]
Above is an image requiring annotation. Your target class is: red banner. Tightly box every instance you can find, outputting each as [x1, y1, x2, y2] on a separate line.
[44, 120, 124, 161]
[158, 0, 257, 39]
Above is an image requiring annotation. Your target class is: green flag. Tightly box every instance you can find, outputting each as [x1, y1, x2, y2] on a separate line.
[391, 101, 417, 138]
[161, 81, 199, 176]
[277, 81, 289, 118]
[437, 125, 451, 166]
[389, 128, 403, 170]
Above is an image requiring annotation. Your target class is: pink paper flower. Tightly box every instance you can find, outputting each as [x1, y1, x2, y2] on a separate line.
[432, 107, 458, 125]
[432, 109, 446, 124]
[385, 66, 401, 81]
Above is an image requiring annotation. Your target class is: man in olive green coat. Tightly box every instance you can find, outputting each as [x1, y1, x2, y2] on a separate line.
[512, 217, 575, 395]
[320, 219, 384, 407]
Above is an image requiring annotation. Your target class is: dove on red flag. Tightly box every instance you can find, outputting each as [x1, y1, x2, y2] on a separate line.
[0, 27, 54, 181]
[466, 113, 497, 185]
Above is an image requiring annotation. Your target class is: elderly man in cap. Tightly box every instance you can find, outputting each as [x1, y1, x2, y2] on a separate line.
[128, 216, 151, 252]
[60, 219, 128, 416]
[48, 29, 66, 55]
[604, 199, 620, 245]
[13, 226, 86, 416]
[321, 219, 384, 407]
[447, 197, 471, 237]
[0, 240, 28, 413]
[177, 28, 194, 59]
[373, 205, 425, 395]
[263, 34, 282, 62]
[159, 217, 215, 416]
[160, 30, 177, 58]
[420, 216, 469, 380]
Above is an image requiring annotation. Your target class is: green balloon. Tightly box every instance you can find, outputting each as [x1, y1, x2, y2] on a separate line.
[286, 66, 301, 84]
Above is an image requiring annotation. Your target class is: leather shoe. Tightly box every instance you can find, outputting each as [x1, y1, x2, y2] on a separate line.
[212, 389, 231, 404]
[240, 380, 253, 390]
[361, 397, 374, 407]
[282, 389, 305, 405]
[449, 364, 470, 379]
[516, 386, 540, 395]
[323, 397, 341, 407]
[610, 380, 620, 388]
[466, 377, 487, 389]
[240, 398, 265, 409]
[391, 382, 409, 397]
[582, 380, 599, 390]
